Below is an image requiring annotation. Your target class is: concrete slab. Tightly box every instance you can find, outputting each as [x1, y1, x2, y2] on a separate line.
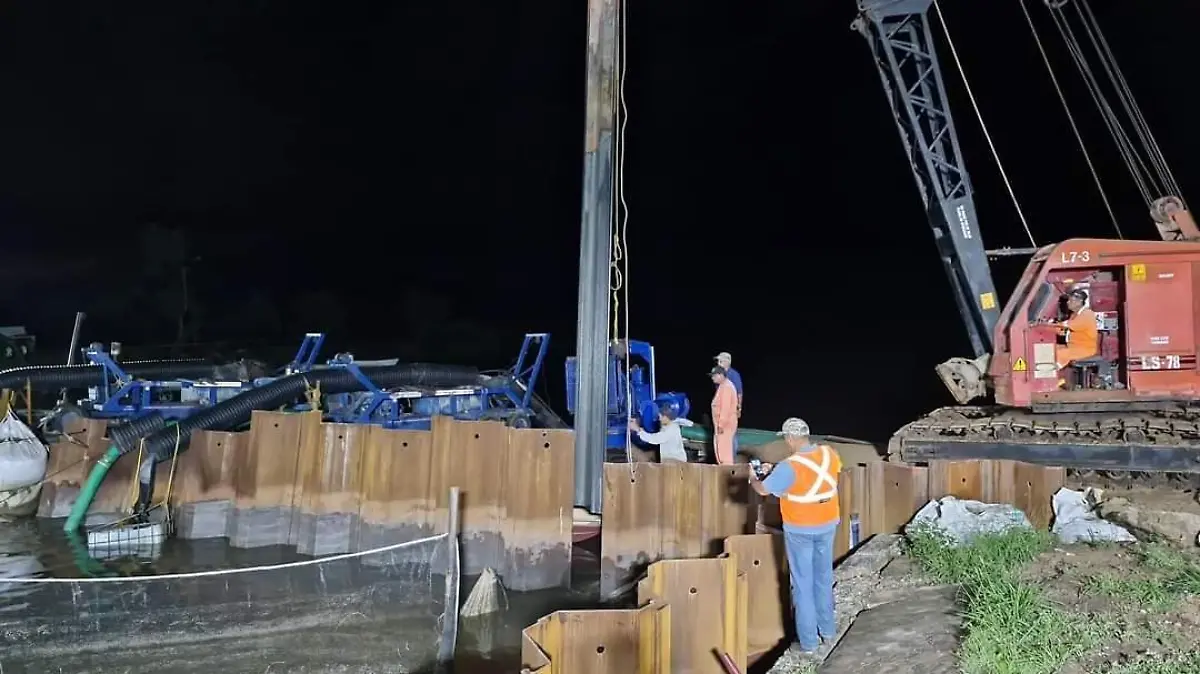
[818, 584, 962, 674]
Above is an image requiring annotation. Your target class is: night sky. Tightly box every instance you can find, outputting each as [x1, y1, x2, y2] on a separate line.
[0, 0, 1194, 442]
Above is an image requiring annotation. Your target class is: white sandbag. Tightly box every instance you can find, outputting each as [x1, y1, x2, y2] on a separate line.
[1051, 487, 1136, 544]
[0, 409, 47, 492]
[907, 496, 1032, 546]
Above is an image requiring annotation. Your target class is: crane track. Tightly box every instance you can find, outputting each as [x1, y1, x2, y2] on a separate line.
[892, 405, 1200, 492]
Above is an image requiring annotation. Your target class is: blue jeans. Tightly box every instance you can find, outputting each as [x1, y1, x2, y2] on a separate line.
[783, 524, 837, 650]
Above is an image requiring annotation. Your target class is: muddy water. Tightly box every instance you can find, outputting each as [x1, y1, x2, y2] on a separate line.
[0, 519, 606, 673]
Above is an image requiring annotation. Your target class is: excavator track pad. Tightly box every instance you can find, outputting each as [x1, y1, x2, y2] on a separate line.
[893, 405, 1200, 486]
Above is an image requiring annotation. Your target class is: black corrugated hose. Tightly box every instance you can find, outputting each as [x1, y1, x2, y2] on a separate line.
[0, 359, 216, 392]
[137, 362, 480, 462]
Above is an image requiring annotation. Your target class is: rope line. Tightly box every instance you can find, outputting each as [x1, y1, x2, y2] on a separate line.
[1016, 0, 1121, 237]
[932, 0, 1036, 247]
[1, 533, 448, 584]
[618, 0, 633, 469]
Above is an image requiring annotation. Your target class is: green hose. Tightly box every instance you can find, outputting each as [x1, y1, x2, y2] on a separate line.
[679, 425, 781, 447]
[63, 444, 121, 534]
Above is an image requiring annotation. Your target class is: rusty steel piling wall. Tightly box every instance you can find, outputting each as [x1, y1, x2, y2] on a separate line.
[528, 458, 1065, 673]
[39, 411, 576, 590]
[599, 462, 762, 597]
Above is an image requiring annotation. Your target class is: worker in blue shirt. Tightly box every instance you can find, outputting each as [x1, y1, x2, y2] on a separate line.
[715, 351, 742, 456]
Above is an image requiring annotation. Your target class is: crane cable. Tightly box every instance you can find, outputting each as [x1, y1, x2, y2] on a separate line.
[1077, 0, 1182, 199]
[1046, 0, 1184, 208]
[1016, 0, 1122, 238]
[607, 0, 634, 467]
[1048, 6, 1155, 204]
[932, 0, 1037, 248]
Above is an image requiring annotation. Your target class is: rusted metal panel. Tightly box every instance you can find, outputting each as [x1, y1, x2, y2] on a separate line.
[723, 534, 787, 658]
[601, 463, 759, 597]
[521, 603, 670, 673]
[638, 557, 748, 673]
[867, 462, 928, 535]
[293, 422, 367, 556]
[228, 410, 307, 548]
[173, 430, 245, 540]
[1010, 461, 1065, 528]
[356, 425, 434, 565]
[834, 464, 868, 558]
[504, 428, 574, 591]
[927, 459, 983, 501]
[926, 460, 1064, 529]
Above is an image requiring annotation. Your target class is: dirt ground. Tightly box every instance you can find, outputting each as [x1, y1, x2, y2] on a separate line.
[1024, 543, 1200, 673]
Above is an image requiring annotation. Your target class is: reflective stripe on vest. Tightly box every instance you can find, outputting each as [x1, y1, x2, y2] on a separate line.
[782, 446, 838, 504]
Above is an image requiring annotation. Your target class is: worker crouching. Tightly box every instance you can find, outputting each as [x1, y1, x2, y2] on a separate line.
[749, 417, 842, 655]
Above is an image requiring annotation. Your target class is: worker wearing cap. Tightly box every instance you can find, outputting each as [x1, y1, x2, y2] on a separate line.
[749, 417, 841, 655]
[714, 352, 743, 416]
[1054, 288, 1099, 386]
[709, 366, 739, 465]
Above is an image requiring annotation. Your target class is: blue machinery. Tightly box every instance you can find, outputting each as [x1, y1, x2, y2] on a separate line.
[321, 332, 555, 429]
[566, 339, 691, 451]
[78, 330, 686, 445]
[79, 332, 561, 430]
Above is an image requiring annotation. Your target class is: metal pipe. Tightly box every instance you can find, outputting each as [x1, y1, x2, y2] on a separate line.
[65, 312, 85, 365]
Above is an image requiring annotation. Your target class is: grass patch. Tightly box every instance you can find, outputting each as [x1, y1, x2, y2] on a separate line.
[1106, 651, 1200, 674]
[906, 524, 1102, 674]
[1085, 543, 1200, 610]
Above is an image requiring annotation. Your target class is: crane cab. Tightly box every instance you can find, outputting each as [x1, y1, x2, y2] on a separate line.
[990, 238, 1200, 411]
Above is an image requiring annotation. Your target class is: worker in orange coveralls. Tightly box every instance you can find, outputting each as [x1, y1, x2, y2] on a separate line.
[1054, 287, 1099, 387]
[709, 365, 738, 465]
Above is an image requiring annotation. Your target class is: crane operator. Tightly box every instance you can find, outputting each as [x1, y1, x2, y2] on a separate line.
[1053, 288, 1099, 387]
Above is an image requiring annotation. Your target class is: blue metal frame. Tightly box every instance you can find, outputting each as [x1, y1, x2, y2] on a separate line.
[322, 332, 555, 430]
[81, 344, 255, 421]
[80, 333, 326, 422]
[566, 339, 692, 451]
[287, 333, 325, 373]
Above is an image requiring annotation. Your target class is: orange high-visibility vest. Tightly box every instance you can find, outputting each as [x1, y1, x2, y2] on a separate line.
[779, 444, 842, 528]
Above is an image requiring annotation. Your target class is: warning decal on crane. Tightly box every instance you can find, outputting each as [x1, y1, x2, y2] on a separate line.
[1131, 264, 1147, 282]
[980, 292, 997, 310]
[1012, 357, 1027, 372]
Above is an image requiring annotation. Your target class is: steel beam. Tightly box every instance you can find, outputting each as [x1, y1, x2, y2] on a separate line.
[854, 0, 1000, 357]
[574, 0, 619, 512]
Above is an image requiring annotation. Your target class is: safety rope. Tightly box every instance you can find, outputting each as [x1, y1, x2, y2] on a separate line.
[619, 0, 632, 468]
[606, 0, 634, 469]
[105, 425, 183, 531]
[123, 438, 146, 514]
[1017, 0, 1122, 238]
[932, 0, 1037, 248]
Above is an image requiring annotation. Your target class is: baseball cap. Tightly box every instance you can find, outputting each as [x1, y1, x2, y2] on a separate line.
[709, 365, 727, 376]
[714, 351, 732, 361]
[778, 417, 810, 437]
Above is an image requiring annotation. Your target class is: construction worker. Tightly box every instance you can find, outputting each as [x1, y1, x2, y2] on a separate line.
[628, 404, 687, 463]
[709, 366, 738, 465]
[714, 351, 743, 416]
[1054, 288, 1099, 386]
[749, 417, 841, 655]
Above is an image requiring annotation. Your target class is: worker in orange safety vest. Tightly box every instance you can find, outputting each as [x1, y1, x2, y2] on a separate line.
[749, 417, 842, 655]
